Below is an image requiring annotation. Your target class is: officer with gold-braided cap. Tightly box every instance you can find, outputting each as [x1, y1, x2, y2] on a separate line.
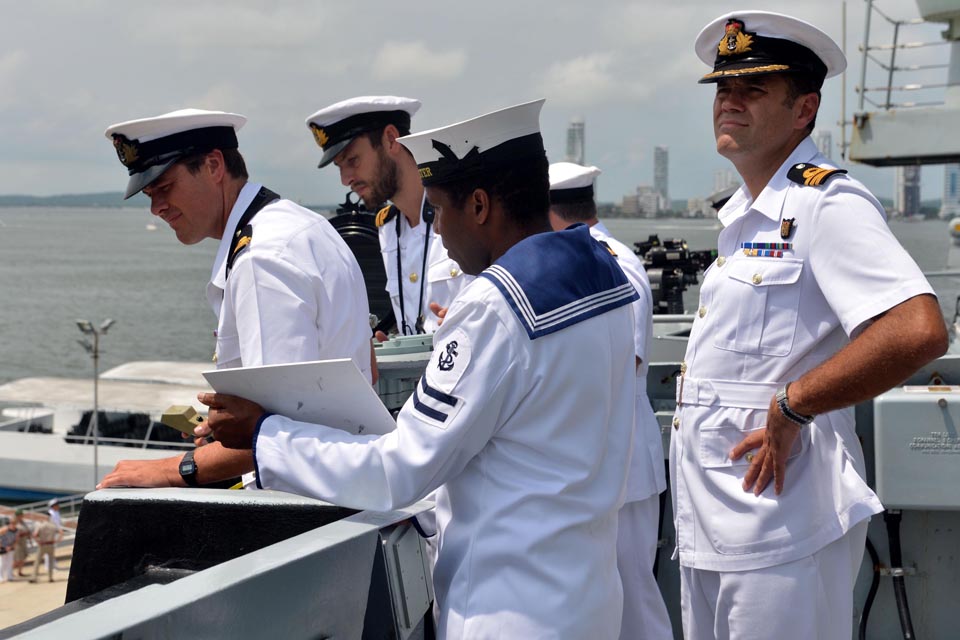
[672, 11, 947, 638]
[306, 96, 470, 338]
[98, 108, 372, 492]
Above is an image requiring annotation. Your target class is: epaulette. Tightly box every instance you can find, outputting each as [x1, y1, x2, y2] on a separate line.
[598, 240, 617, 257]
[232, 224, 253, 257]
[375, 204, 399, 227]
[787, 163, 848, 187]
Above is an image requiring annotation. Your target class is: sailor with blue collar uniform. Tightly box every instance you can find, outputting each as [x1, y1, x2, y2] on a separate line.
[674, 11, 947, 639]
[99, 109, 371, 490]
[306, 96, 469, 336]
[201, 100, 638, 639]
[549, 162, 672, 640]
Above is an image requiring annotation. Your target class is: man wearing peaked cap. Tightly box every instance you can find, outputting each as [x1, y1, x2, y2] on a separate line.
[306, 96, 469, 338]
[200, 100, 638, 638]
[673, 11, 947, 638]
[99, 108, 373, 491]
[548, 161, 673, 640]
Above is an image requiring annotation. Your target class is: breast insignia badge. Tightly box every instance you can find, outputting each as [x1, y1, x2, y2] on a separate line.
[780, 218, 795, 239]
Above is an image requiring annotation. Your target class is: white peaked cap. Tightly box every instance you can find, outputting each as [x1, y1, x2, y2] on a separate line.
[549, 162, 602, 190]
[398, 99, 546, 186]
[104, 108, 247, 199]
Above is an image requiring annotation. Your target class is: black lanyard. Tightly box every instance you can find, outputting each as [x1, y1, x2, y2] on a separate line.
[225, 186, 281, 281]
[396, 202, 435, 335]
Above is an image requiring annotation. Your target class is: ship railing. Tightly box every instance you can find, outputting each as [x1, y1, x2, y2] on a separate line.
[62, 433, 193, 450]
[856, 0, 955, 114]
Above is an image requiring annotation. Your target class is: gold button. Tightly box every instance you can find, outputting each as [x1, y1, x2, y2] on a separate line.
[752, 273, 762, 285]
[450, 268, 460, 277]
[717, 256, 726, 266]
[672, 417, 680, 430]
[409, 273, 418, 283]
[698, 306, 707, 318]
[745, 451, 755, 463]
[680, 361, 687, 374]
[212, 353, 218, 363]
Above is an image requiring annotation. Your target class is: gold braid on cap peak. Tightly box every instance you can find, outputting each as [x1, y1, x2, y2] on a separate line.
[701, 64, 791, 80]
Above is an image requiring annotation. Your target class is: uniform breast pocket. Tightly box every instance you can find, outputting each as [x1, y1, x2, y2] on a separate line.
[712, 258, 803, 357]
[215, 332, 242, 369]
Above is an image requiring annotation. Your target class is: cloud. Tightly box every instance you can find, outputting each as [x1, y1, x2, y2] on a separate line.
[371, 41, 467, 81]
[537, 53, 650, 107]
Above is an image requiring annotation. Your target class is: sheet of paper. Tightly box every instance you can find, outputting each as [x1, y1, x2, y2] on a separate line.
[203, 359, 395, 436]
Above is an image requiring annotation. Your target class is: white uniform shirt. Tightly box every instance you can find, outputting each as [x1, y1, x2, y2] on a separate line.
[207, 182, 371, 381]
[672, 137, 934, 571]
[591, 222, 666, 503]
[255, 225, 637, 639]
[379, 194, 469, 334]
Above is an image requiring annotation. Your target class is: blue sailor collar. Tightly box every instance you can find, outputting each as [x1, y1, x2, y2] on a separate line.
[480, 223, 639, 340]
[719, 137, 822, 227]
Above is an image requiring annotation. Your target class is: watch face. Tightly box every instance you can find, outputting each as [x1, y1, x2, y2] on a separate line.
[180, 460, 195, 475]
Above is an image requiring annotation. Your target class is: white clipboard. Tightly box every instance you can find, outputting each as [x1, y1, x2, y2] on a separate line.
[202, 359, 396, 436]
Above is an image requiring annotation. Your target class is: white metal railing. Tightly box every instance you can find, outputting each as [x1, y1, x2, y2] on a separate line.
[857, 0, 954, 112]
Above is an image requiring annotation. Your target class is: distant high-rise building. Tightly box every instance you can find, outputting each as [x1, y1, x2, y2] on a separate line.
[713, 169, 738, 193]
[813, 130, 833, 160]
[654, 146, 669, 211]
[565, 118, 585, 165]
[894, 166, 922, 216]
[941, 164, 960, 219]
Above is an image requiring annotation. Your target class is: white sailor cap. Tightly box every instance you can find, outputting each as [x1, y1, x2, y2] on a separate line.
[305, 96, 421, 168]
[695, 11, 845, 85]
[549, 162, 601, 204]
[104, 109, 246, 199]
[398, 99, 546, 186]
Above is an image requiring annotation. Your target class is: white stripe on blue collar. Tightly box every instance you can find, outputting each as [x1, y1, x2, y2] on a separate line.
[480, 224, 639, 340]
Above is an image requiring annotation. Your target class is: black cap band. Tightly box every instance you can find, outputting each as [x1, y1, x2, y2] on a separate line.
[417, 132, 546, 186]
[310, 110, 411, 152]
[550, 185, 595, 205]
[112, 126, 239, 176]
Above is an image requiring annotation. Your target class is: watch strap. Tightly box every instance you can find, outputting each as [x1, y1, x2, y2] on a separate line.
[179, 449, 199, 487]
[776, 384, 815, 426]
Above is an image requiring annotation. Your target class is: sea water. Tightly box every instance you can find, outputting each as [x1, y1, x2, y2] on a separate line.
[1, 207, 958, 385]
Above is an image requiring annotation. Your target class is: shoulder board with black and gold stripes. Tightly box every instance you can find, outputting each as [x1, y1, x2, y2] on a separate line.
[787, 163, 848, 187]
[597, 239, 618, 257]
[375, 204, 399, 227]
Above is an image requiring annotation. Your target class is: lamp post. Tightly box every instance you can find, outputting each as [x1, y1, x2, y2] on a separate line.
[76, 318, 116, 487]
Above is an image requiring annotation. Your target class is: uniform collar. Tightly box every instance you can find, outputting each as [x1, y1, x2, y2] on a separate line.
[210, 182, 262, 290]
[591, 220, 611, 238]
[719, 136, 819, 227]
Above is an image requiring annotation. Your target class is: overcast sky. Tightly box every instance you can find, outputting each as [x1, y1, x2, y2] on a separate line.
[0, 0, 950, 204]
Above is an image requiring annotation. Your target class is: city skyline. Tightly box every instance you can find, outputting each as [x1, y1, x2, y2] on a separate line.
[0, 1, 950, 204]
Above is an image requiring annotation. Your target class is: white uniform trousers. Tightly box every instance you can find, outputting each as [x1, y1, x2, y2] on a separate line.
[680, 520, 869, 640]
[618, 493, 673, 640]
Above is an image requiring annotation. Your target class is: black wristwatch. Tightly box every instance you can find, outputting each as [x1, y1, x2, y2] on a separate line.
[179, 449, 199, 487]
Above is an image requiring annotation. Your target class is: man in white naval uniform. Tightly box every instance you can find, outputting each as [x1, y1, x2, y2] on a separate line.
[548, 161, 673, 640]
[306, 96, 469, 337]
[674, 12, 948, 639]
[199, 100, 638, 639]
[99, 109, 371, 490]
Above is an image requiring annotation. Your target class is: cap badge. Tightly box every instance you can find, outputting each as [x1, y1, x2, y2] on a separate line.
[718, 19, 753, 57]
[112, 134, 140, 168]
[310, 123, 329, 148]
